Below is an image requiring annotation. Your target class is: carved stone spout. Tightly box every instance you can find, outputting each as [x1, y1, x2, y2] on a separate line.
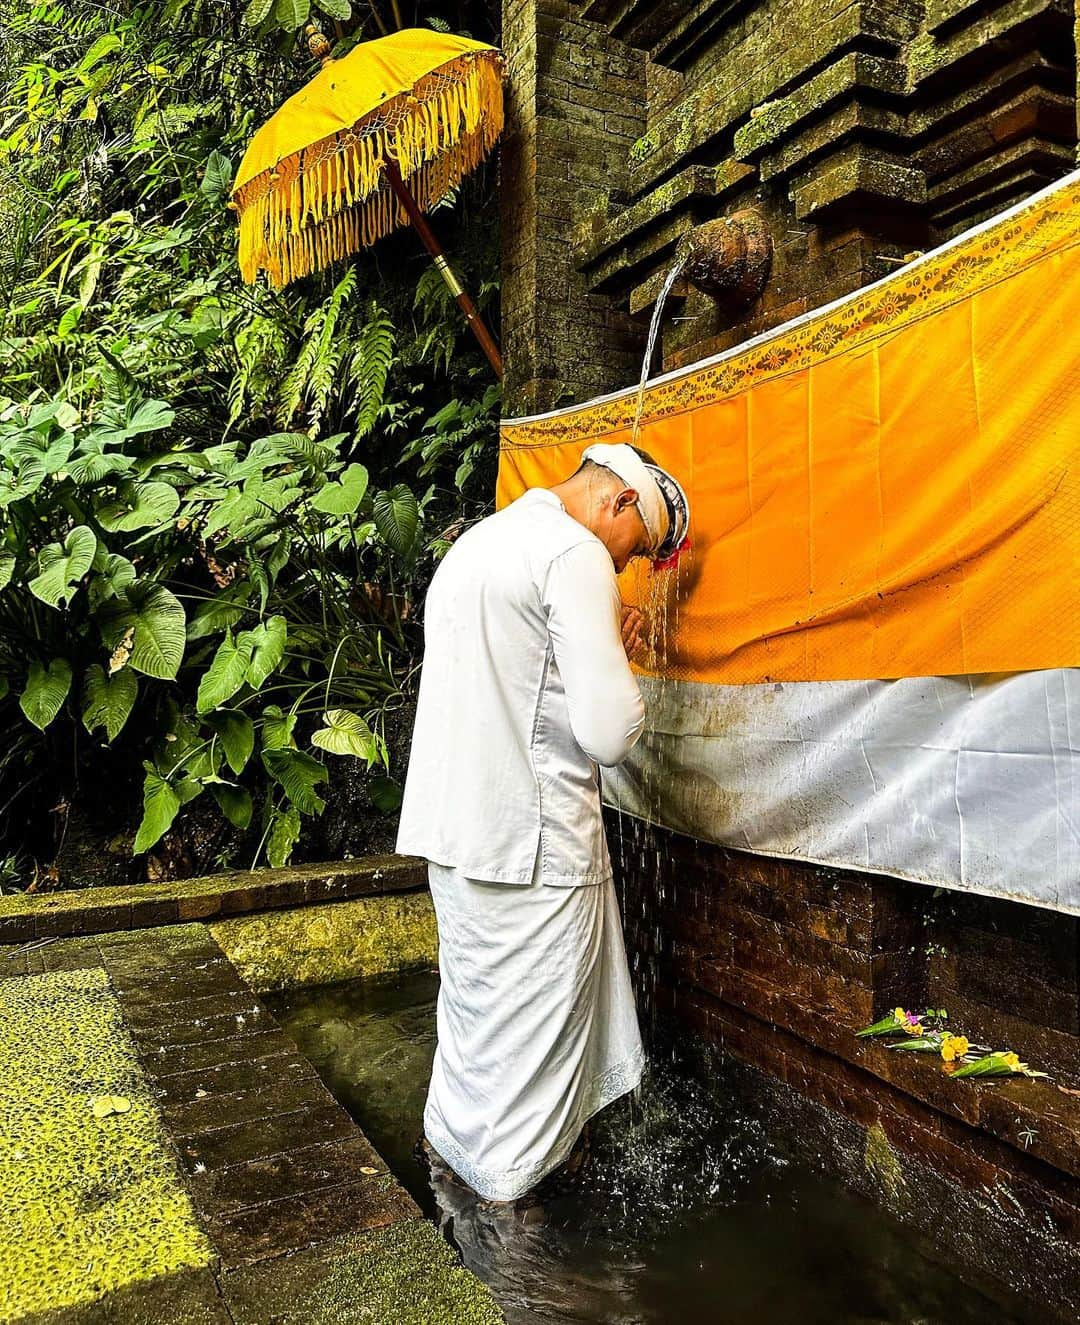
[676, 209, 772, 306]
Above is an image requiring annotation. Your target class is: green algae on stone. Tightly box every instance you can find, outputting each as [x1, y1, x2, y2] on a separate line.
[0, 967, 213, 1323]
[224, 1220, 503, 1325]
[863, 1119, 907, 1203]
[209, 892, 438, 992]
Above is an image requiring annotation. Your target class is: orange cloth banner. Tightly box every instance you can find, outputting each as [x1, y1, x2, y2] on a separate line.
[498, 173, 1080, 684]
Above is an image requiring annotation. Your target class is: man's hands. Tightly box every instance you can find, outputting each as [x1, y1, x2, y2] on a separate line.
[621, 604, 644, 659]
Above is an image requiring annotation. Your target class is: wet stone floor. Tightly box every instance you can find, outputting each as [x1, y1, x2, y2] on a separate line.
[268, 971, 1051, 1325]
[0, 926, 498, 1325]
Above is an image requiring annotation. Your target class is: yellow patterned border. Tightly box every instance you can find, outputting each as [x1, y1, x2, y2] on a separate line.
[500, 171, 1080, 450]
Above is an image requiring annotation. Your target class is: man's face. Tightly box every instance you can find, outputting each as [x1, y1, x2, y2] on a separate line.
[604, 490, 653, 574]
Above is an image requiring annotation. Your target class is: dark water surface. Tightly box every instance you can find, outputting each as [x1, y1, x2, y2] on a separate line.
[267, 973, 1036, 1325]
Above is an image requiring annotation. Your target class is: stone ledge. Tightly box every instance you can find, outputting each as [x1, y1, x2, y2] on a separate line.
[691, 957, 1080, 1182]
[0, 856, 426, 945]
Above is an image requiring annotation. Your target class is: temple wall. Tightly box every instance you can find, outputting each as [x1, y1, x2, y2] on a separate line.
[500, 0, 1077, 415]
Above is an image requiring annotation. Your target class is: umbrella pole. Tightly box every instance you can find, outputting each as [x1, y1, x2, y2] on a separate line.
[384, 158, 503, 381]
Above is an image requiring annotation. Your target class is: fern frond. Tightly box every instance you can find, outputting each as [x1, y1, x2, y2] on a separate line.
[346, 301, 395, 442]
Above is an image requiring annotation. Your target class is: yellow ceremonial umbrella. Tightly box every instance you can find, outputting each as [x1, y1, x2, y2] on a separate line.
[231, 26, 505, 377]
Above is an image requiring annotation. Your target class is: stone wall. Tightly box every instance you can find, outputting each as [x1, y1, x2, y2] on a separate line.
[614, 814, 1080, 1315]
[500, 0, 1077, 413]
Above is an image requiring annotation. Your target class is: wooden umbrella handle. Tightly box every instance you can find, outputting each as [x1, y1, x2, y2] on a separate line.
[384, 158, 503, 381]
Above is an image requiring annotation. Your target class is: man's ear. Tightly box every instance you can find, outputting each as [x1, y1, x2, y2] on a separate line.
[614, 487, 639, 513]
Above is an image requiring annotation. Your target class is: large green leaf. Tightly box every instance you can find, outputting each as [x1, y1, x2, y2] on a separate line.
[245, 615, 286, 689]
[88, 551, 136, 609]
[310, 462, 369, 515]
[372, 484, 419, 557]
[66, 450, 135, 485]
[369, 775, 403, 813]
[186, 585, 251, 640]
[82, 664, 138, 742]
[133, 765, 182, 854]
[206, 709, 255, 774]
[273, 0, 311, 27]
[261, 705, 297, 751]
[29, 526, 97, 608]
[197, 630, 255, 713]
[266, 803, 301, 868]
[101, 583, 186, 680]
[245, 0, 276, 24]
[200, 150, 233, 201]
[98, 481, 180, 532]
[263, 747, 327, 815]
[311, 709, 378, 760]
[20, 658, 73, 730]
[0, 553, 16, 590]
[318, 0, 352, 16]
[88, 398, 175, 446]
[10, 429, 74, 474]
[0, 454, 46, 507]
[212, 784, 253, 830]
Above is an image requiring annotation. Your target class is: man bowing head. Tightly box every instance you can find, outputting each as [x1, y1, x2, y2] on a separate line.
[396, 442, 690, 1202]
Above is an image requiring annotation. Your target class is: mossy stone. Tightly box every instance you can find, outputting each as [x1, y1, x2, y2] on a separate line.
[0, 968, 213, 1321]
[209, 893, 438, 992]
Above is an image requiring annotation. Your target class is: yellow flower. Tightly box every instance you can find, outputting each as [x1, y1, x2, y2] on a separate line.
[894, 1007, 924, 1035]
[1003, 1052, 1021, 1070]
[940, 1035, 969, 1062]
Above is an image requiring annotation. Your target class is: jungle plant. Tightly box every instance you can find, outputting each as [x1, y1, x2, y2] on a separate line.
[0, 0, 500, 874]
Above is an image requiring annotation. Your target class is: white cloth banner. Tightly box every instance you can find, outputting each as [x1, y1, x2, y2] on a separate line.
[603, 670, 1080, 915]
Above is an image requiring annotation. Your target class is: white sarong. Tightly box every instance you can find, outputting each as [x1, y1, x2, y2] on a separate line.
[423, 858, 645, 1201]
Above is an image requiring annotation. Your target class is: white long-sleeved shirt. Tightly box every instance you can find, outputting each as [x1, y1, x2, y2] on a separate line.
[396, 487, 645, 885]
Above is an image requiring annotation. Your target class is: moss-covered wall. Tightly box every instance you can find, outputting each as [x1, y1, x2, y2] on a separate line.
[209, 892, 438, 992]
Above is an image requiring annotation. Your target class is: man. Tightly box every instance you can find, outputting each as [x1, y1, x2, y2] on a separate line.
[396, 441, 690, 1203]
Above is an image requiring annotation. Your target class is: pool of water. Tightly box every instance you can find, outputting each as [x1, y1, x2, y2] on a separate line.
[267, 973, 1039, 1325]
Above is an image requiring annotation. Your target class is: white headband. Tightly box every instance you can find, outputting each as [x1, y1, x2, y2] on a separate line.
[581, 443, 670, 553]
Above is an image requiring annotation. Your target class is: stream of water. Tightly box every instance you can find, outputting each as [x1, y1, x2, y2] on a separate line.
[267, 972, 1038, 1325]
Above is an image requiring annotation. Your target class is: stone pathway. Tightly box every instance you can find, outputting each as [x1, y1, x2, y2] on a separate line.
[2, 921, 502, 1324]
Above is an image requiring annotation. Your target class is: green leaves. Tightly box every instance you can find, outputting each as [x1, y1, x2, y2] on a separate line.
[244, 0, 276, 25]
[20, 659, 73, 730]
[134, 766, 182, 854]
[196, 616, 285, 712]
[196, 616, 286, 712]
[311, 709, 378, 760]
[206, 710, 255, 775]
[273, 0, 311, 29]
[372, 485, 419, 557]
[245, 616, 286, 689]
[197, 630, 254, 713]
[98, 481, 180, 533]
[82, 665, 138, 741]
[101, 584, 186, 679]
[310, 462, 369, 515]
[212, 784, 252, 830]
[263, 747, 327, 815]
[0, 0, 498, 875]
[369, 775, 403, 813]
[201, 151, 233, 202]
[29, 526, 97, 607]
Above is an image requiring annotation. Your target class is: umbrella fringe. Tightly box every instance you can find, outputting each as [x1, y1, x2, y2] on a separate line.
[235, 50, 504, 287]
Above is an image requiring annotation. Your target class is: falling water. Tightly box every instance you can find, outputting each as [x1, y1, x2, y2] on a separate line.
[610, 249, 694, 1040]
[631, 249, 689, 444]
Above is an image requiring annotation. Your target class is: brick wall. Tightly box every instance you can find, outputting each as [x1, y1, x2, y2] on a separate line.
[502, 0, 1076, 397]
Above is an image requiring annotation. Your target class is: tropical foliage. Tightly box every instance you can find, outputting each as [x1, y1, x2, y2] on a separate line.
[0, 0, 500, 879]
